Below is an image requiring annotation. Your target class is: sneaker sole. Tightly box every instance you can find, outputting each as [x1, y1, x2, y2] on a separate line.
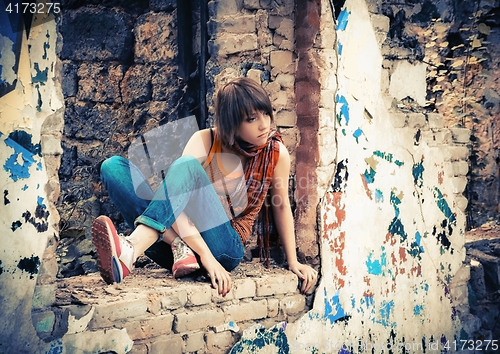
[92, 216, 122, 284]
[172, 262, 200, 278]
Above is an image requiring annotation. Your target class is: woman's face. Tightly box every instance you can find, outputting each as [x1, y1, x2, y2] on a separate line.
[236, 110, 271, 146]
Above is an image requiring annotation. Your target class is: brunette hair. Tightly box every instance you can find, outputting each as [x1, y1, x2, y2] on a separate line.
[214, 77, 273, 146]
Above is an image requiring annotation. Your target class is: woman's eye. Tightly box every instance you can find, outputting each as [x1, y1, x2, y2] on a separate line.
[247, 116, 256, 122]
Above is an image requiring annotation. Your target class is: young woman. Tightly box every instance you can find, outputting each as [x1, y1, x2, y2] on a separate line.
[92, 77, 317, 296]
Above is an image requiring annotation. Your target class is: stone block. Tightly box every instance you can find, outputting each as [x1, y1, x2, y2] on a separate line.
[275, 110, 296, 127]
[211, 287, 235, 302]
[222, 299, 267, 322]
[206, 331, 236, 354]
[158, 287, 187, 310]
[389, 111, 407, 128]
[275, 73, 295, 89]
[276, 18, 294, 41]
[90, 295, 149, 329]
[243, 0, 260, 10]
[185, 284, 212, 306]
[450, 176, 467, 194]
[280, 294, 307, 315]
[135, 12, 176, 63]
[174, 308, 225, 333]
[454, 195, 468, 211]
[149, 334, 183, 354]
[246, 69, 263, 84]
[210, 33, 259, 57]
[211, 14, 256, 34]
[447, 145, 470, 161]
[151, 65, 179, 102]
[426, 113, 444, 128]
[267, 298, 280, 317]
[184, 331, 206, 353]
[59, 8, 133, 62]
[233, 278, 256, 299]
[406, 113, 427, 128]
[122, 314, 174, 340]
[270, 50, 294, 73]
[452, 161, 469, 176]
[255, 273, 298, 296]
[77, 63, 124, 103]
[450, 127, 471, 144]
[121, 65, 152, 105]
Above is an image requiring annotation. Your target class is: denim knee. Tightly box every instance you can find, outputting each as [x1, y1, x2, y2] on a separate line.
[100, 155, 127, 181]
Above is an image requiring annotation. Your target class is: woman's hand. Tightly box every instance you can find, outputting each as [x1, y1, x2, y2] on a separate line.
[288, 261, 318, 294]
[200, 253, 232, 296]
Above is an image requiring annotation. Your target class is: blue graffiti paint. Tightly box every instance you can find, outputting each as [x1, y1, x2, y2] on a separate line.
[338, 41, 343, 55]
[377, 300, 394, 327]
[324, 290, 349, 324]
[363, 167, 376, 184]
[22, 185, 28, 191]
[353, 128, 363, 143]
[414, 304, 424, 315]
[230, 323, 289, 354]
[390, 191, 401, 216]
[336, 9, 350, 31]
[375, 189, 383, 203]
[433, 188, 456, 224]
[32, 63, 48, 84]
[409, 231, 425, 259]
[335, 94, 350, 125]
[366, 250, 386, 275]
[373, 150, 404, 166]
[37, 196, 46, 208]
[412, 162, 424, 188]
[388, 217, 407, 242]
[11, 220, 22, 231]
[3, 131, 41, 182]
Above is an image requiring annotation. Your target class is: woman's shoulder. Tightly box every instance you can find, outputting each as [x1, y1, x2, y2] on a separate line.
[182, 128, 216, 160]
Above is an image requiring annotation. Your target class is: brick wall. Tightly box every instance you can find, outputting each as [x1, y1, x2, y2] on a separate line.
[50, 265, 309, 353]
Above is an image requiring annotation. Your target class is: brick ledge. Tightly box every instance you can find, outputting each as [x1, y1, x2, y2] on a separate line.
[39, 262, 312, 353]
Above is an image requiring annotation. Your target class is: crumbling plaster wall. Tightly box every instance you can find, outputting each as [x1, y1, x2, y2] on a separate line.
[0, 12, 63, 353]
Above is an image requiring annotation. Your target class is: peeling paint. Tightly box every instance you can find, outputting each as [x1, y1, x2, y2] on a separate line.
[433, 187, 456, 224]
[336, 94, 350, 125]
[336, 9, 350, 31]
[324, 290, 349, 324]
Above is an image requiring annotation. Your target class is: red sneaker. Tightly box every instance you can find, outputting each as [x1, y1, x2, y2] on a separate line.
[91, 215, 134, 284]
[171, 237, 200, 278]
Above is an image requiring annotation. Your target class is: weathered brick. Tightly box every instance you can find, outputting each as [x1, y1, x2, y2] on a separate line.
[174, 308, 225, 332]
[280, 294, 307, 315]
[267, 298, 280, 318]
[389, 111, 407, 128]
[211, 287, 235, 302]
[211, 33, 258, 57]
[233, 278, 256, 299]
[270, 50, 294, 72]
[255, 273, 298, 296]
[222, 299, 267, 322]
[407, 112, 427, 128]
[275, 18, 294, 41]
[450, 127, 471, 144]
[206, 330, 236, 354]
[135, 12, 176, 63]
[452, 161, 469, 176]
[184, 331, 206, 352]
[276, 110, 297, 127]
[447, 145, 470, 161]
[450, 176, 467, 194]
[90, 295, 148, 329]
[77, 63, 124, 103]
[210, 14, 256, 34]
[426, 112, 444, 128]
[121, 65, 152, 105]
[122, 314, 174, 340]
[159, 288, 188, 310]
[150, 334, 183, 354]
[185, 284, 212, 306]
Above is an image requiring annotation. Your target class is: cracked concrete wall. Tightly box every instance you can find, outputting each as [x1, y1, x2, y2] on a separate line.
[0, 12, 63, 353]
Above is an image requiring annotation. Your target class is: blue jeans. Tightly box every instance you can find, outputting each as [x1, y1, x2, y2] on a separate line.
[100, 155, 244, 271]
